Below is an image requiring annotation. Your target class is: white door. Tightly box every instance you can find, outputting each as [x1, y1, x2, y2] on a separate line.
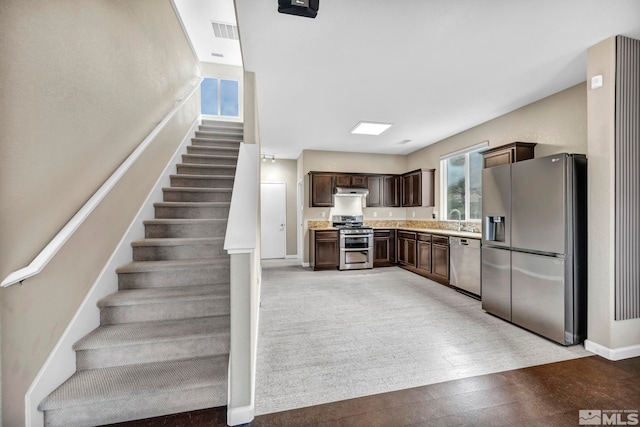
[261, 183, 286, 259]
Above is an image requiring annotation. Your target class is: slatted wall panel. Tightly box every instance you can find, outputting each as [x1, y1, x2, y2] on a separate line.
[615, 36, 640, 320]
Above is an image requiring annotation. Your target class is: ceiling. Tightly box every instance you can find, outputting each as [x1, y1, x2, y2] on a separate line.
[179, 1, 640, 160]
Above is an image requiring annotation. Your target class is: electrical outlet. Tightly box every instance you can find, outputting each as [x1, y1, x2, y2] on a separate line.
[373, 212, 377, 217]
[321, 211, 326, 218]
[412, 211, 415, 217]
[388, 211, 393, 217]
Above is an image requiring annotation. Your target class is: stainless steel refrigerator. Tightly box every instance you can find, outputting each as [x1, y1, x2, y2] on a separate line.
[481, 153, 587, 345]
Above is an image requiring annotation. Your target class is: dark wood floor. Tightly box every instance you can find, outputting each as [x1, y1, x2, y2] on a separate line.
[106, 355, 640, 427]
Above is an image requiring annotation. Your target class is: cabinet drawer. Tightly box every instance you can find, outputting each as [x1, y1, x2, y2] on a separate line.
[374, 230, 393, 238]
[315, 231, 338, 239]
[398, 231, 416, 240]
[417, 233, 431, 242]
[432, 235, 449, 245]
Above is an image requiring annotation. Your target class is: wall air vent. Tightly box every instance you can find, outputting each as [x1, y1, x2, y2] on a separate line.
[211, 21, 239, 41]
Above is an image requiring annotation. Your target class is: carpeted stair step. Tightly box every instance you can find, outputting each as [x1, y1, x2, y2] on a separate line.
[170, 174, 235, 188]
[144, 218, 227, 238]
[153, 202, 230, 220]
[38, 355, 228, 427]
[198, 125, 243, 134]
[186, 145, 239, 156]
[194, 131, 243, 141]
[191, 138, 241, 149]
[74, 316, 230, 370]
[201, 119, 243, 128]
[132, 237, 227, 261]
[176, 163, 236, 176]
[117, 259, 230, 290]
[98, 285, 230, 324]
[163, 187, 233, 203]
[182, 153, 238, 166]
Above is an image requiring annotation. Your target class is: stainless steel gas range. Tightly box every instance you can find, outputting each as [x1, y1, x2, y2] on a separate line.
[332, 215, 374, 270]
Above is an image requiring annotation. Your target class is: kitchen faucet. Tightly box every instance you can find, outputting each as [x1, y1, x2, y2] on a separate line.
[449, 209, 463, 231]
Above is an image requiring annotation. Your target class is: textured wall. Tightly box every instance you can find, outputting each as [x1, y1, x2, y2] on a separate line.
[0, 1, 199, 424]
[406, 83, 588, 218]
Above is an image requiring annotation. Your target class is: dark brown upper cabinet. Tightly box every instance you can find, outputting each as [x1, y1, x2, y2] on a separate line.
[401, 169, 435, 207]
[366, 176, 384, 207]
[310, 173, 334, 207]
[383, 175, 400, 207]
[336, 174, 367, 188]
[481, 142, 537, 169]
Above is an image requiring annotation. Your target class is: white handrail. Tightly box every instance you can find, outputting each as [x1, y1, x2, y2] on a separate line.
[1, 79, 203, 288]
[224, 143, 259, 253]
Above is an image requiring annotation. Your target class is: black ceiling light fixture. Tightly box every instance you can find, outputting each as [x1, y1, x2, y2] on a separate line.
[278, 0, 319, 18]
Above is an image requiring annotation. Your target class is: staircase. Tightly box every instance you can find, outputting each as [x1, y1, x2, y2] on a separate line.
[38, 120, 243, 427]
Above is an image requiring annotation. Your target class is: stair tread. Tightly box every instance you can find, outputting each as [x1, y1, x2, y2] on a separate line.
[98, 285, 229, 307]
[143, 218, 227, 224]
[170, 174, 235, 179]
[183, 153, 238, 159]
[153, 201, 231, 207]
[163, 187, 233, 192]
[38, 355, 228, 410]
[74, 316, 230, 350]
[131, 237, 224, 247]
[177, 163, 237, 169]
[116, 258, 229, 274]
[186, 145, 239, 151]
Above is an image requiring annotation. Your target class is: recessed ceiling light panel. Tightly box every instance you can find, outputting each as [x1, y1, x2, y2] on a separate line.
[350, 121, 393, 136]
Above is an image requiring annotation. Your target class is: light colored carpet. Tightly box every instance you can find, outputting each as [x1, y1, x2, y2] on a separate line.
[255, 260, 591, 415]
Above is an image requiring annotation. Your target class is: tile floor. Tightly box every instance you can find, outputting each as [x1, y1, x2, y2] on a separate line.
[256, 259, 591, 415]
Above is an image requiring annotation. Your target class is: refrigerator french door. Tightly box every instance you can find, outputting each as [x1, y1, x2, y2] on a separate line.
[480, 153, 587, 346]
[481, 163, 511, 320]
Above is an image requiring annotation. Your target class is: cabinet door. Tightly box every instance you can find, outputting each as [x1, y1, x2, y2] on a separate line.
[366, 176, 384, 207]
[373, 236, 392, 266]
[406, 238, 417, 267]
[484, 150, 513, 169]
[401, 175, 413, 207]
[315, 238, 338, 267]
[417, 241, 431, 273]
[410, 173, 422, 207]
[350, 175, 367, 188]
[311, 174, 334, 207]
[397, 238, 406, 265]
[383, 176, 400, 207]
[432, 244, 449, 280]
[335, 174, 351, 187]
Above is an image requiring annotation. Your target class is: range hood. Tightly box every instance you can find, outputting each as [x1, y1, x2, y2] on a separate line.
[334, 187, 369, 196]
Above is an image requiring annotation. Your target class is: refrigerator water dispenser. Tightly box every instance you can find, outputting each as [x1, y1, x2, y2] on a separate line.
[485, 216, 505, 242]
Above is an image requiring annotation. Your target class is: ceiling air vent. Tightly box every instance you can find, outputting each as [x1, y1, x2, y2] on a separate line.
[211, 21, 239, 41]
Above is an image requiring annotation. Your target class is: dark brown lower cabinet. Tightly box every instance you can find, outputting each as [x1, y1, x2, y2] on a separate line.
[416, 238, 431, 274]
[310, 230, 339, 270]
[397, 231, 416, 267]
[373, 230, 395, 267]
[431, 235, 450, 282]
[397, 231, 450, 285]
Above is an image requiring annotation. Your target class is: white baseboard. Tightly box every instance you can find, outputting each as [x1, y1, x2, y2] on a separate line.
[24, 117, 200, 427]
[285, 255, 299, 259]
[584, 339, 640, 360]
[302, 262, 310, 267]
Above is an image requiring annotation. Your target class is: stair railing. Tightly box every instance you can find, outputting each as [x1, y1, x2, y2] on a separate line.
[224, 142, 260, 426]
[1, 80, 203, 288]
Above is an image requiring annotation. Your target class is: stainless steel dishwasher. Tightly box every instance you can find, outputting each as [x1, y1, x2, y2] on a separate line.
[449, 237, 481, 298]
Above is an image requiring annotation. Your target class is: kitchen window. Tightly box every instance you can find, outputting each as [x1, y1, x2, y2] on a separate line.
[440, 141, 488, 221]
[201, 77, 240, 117]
